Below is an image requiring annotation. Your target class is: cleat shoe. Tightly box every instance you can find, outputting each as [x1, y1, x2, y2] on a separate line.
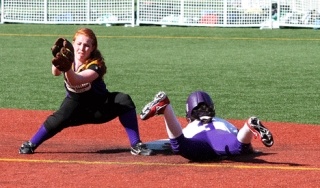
[246, 117, 274, 147]
[131, 142, 154, 156]
[140, 91, 170, 120]
[19, 141, 36, 154]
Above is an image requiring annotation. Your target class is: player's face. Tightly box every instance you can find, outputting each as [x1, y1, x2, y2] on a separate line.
[73, 34, 94, 63]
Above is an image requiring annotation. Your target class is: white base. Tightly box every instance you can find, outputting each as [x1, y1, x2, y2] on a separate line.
[145, 139, 171, 150]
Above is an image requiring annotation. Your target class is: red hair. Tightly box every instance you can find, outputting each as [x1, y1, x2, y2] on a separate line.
[73, 28, 98, 51]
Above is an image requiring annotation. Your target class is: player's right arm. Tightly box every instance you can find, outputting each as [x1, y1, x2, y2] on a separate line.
[52, 64, 62, 76]
[64, 67, 99, 86]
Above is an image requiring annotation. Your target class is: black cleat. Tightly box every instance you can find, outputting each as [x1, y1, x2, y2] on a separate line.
[246, 117, 274, 147]
[131, 142, 155, 156]
[19, 141, 36, 154]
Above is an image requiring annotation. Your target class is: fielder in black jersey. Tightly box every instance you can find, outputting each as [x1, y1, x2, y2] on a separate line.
[19, 28, 154, 156]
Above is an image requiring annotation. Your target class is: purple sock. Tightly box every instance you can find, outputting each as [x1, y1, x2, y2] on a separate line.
[119, 109, 141, 147]
[30, 124, 49, 146]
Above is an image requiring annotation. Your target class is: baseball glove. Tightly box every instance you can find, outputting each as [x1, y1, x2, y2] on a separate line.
[51, 38, 74, 72]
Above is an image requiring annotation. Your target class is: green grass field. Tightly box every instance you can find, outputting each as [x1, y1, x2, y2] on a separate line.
[0, 24, 319, 124]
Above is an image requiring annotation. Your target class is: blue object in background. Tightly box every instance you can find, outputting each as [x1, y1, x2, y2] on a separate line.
[313, 19, 320, 30]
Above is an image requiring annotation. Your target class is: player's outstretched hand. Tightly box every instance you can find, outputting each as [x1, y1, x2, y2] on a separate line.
[51, 38, 74, 72]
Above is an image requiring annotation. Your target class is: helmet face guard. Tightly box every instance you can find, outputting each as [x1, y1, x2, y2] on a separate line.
[186, 91, 214, 122]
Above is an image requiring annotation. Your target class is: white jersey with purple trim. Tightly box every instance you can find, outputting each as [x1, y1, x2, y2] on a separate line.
[182, 117, 238, 138]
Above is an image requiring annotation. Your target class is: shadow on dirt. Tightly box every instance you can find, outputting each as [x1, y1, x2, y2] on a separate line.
[96, 148, 130, 154]
[193, 152, 305, 166]
[97, 148, 175, 156]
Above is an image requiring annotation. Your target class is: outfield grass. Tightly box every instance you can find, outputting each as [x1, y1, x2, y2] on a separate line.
[0, 24, 319, 124]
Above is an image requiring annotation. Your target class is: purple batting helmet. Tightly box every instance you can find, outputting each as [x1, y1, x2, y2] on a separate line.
[186, 91, 215, 122]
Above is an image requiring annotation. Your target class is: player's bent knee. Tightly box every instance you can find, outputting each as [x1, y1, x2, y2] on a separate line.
[116, 93, 136, 109]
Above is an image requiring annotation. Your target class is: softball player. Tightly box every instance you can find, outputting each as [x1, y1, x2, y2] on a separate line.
[140, 91, 274, 161]
[19, 28, 153, 156]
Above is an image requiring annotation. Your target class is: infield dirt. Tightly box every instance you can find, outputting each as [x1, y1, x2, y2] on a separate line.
[0, 109, 319, 187]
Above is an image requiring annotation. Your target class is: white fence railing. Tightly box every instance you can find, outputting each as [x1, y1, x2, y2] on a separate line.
[0, 0, 135, 26]
[1, 0, 320, 29]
